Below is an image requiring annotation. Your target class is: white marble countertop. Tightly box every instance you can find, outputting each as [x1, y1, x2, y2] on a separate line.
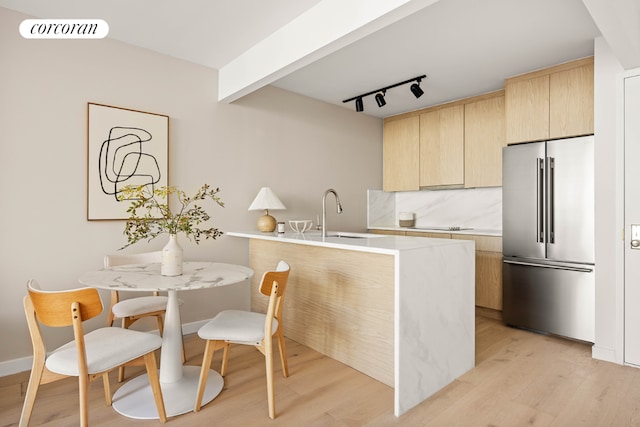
[368, 225, 502, 237]
[226, 230, 470, 255]
[228, 228, 475, 416]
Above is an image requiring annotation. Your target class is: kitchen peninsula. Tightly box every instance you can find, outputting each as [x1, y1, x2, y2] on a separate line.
[227, 230, 475, 416]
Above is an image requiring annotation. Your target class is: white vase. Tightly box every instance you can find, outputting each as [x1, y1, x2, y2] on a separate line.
[161, 234, 183, 276]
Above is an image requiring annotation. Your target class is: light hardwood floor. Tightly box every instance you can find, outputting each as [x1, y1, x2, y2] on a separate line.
[2, 314, 640, 426]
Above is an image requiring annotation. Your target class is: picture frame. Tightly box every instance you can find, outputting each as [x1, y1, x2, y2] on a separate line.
[87, 103, 169, 220]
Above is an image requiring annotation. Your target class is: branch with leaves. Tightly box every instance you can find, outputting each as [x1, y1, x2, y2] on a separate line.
[118, 184, 225, 249]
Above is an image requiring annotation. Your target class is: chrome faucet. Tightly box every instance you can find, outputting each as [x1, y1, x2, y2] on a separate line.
[322, 188, 343, 238]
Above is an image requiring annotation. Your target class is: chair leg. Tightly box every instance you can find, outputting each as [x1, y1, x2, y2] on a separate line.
[195, 340, 218, 412]
[264, 341, 276, 419]
[276, 330, 289, 377]
[19, 359, 45, 427]
[106, 310, 115, 327]
[220, 343, 231, 376]
[78, 375, 89, 427]
[156, 314, 164, 336]
[144, 352, 167, 423]
[102, 373, 112, 406]
[181, 333, 187, 363]
[117, 318, 132, 382]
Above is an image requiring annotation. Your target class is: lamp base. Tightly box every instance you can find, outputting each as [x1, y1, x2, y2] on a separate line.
[257, 214, 277, 232]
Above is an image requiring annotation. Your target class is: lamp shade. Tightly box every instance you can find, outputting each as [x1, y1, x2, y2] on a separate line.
[248, 187, 286, 211]
[248, 187, 286, 232]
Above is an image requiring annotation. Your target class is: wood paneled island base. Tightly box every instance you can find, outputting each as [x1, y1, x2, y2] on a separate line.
[229, 231, 475, 416]
[250, 238, 395, 386]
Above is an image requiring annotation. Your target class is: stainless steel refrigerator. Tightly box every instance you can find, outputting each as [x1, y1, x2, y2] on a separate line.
[502, 135, 595, 343]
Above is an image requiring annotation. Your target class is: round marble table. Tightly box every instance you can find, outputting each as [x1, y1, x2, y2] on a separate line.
[78, 261, 253, 420]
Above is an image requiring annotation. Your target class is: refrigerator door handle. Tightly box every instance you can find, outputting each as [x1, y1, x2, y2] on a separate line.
[537, 157, 545, 243]
[503, 259, 593, 273]
[548, 156, 555, 243]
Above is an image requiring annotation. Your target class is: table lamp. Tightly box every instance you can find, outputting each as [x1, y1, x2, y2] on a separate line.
[248, 187, 286, 232]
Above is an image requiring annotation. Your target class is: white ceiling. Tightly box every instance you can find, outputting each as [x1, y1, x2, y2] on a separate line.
[1, 0, 603, 118]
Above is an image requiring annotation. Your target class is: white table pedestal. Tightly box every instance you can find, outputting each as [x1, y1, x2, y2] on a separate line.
[113, 289, 222, 419]
[112, 366, 223, 419]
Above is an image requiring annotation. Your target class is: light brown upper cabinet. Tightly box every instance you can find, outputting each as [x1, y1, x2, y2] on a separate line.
[549, 61, 594, 139]
[383, 90, 505, 191]
[505, 57, 593, 144]
[464, 92, 505, 188]
[419, 105, 464, 188]
[383, 115, 420, 191]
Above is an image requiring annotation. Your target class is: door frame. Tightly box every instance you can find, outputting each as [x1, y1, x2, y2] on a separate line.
[623, 68, 640, 366]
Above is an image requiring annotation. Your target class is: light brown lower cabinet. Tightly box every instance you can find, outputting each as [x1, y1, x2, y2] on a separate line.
[368, 229, 407, 236]
[405, 231, 452, 239]
[371, 229, 503, 311]
[451, 235, 502, 311]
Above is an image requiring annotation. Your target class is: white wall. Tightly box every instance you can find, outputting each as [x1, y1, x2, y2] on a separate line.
[593, 37, 625, 362]
[0, 7, 382, 373]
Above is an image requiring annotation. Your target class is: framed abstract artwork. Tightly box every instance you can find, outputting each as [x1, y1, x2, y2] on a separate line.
[87, 103, 169, 220]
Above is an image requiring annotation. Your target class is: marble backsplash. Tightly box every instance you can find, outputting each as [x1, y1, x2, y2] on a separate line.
[368, 187, 502, 230]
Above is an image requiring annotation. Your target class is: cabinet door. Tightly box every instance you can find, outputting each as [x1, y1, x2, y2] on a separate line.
[549, 62, 594, 139]
[505, 74, 549, 144]
[405, 231, 452, 239]
[383, 116, 419, 191]
[419, 105, 464, 187]
[368, 229, 406, 236]
[464, 95, 506, 188]
[476, 251, 503, 310]
[452, 235, 503, 310]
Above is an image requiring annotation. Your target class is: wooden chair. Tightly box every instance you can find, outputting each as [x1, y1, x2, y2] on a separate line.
[104, 251, 186, 381]
[194, 260, 290, 419]
[20, 280, 167, 427]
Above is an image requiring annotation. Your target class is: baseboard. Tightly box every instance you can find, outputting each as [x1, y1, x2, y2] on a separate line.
[475, 306, 503, 321]
[591, 345, 619, 364]
[0, 356, 33, 378]
[0, 318, 212, 378]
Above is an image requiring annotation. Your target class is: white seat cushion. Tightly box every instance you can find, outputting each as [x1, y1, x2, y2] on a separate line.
[198, 310, 279, 345]
[112, 295, 169, 318]
[46, 327, 162, 375]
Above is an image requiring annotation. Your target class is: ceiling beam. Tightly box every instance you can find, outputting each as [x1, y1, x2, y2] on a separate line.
[217, 0, 441, 103]
[582, 0, 640, 69]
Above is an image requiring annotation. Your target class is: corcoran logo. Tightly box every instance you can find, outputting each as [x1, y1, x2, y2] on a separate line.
[19, 19, 109, 39]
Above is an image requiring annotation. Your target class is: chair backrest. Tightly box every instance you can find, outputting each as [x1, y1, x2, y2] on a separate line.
[27, 280, 103, 327]
[260, 261, 290, 330]
[104, 251, 162, 268]
[259, 260, 290, 299]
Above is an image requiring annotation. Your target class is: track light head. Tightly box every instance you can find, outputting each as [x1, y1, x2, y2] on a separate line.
[342, 75, 425, 111]
[410, 79, 424, 98]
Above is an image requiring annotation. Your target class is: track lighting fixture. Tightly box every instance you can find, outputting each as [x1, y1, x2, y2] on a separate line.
[410, 78, 424, 98]
[342, 75, 426, 112]
[375, 90, 386, 108]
